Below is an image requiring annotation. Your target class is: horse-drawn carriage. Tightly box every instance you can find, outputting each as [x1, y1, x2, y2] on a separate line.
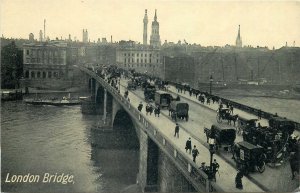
[242, 116, 296, 166]
[204, 124, 236, 151]
[237, 117, 258, 135]
[216, 108, 239, 126]
[232, 141, 266, 175]
[169, 101, 189, 121]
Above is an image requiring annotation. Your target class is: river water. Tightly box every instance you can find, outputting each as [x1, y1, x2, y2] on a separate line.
[1, 100, 139, 193]
[1, 95, 299, 193]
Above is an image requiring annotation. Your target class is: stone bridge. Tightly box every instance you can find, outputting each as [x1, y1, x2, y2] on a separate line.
[78, 65, 223, 192]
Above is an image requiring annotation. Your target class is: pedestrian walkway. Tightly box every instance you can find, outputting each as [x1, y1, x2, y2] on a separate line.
[118, 79, 263, 192]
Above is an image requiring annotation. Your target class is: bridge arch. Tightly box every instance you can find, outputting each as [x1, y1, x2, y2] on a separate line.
[113, 109, 139, 148]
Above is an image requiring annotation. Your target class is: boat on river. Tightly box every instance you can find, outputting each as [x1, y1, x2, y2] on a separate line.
[24, 94, 81, 106]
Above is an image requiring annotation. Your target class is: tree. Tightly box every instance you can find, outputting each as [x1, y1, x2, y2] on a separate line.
[1, 41, 23, 89]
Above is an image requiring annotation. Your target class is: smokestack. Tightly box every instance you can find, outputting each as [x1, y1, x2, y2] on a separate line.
[44, 19, 46, 40]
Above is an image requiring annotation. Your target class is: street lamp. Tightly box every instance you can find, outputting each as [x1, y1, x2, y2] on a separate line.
[208, 137, 216, 180]
[209, 75, 213, 95]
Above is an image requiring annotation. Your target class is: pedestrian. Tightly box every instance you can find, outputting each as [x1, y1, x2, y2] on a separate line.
[149, 104, 153, 116]
[235, 171, 243, 190]
[185, 137, 192, 154]
[174, 123, 179, 138]
[230, 105, 234, 114]
[145, 103, 150, 115]
[212, 159, 220, 181]
[154, 105, 160, 117]
[192, 145, 199, 162]
[138, 102, 143, 112]
[289, 151, 299, 180]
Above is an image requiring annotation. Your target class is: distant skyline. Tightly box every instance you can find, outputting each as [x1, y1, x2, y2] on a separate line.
[1, 0, 300, 48]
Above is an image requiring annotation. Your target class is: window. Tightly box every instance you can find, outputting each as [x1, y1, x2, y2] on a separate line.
[26, 50, 29, 55]
[48, 72, 52, 78]
[132, 53, 134, 56]
[37, 72, 41, 78]
[145, 59, 147, 63]
[124, 58, 126, 63]
[124, 53, 126, 56]
[141, 53, 143, 57]
[137, 53, 139, 57]
[31, 71, 35, 79]
[157, 59, 159, 63]
[150, 54, 152, 57]
[137, 59, 139, 63]
[25, 71, 29, 78]
[141, 59, 143, 63]
[43, 72, 46, 78]
[132, 58, 134, 63]
[145, 54, 147, 57]
[150, 59, 151, 63]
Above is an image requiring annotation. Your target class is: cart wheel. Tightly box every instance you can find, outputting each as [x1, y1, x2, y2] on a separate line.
[216, 114, 222, 123]
[256, 161, 266, 173]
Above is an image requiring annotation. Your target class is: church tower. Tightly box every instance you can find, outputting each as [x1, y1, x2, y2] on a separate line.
[143, 9, 148, 45]
[236, 25, 242, 47]
[150, 9, 161, 47]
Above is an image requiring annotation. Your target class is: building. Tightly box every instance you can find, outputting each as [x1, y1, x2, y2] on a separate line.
[23, 41, 68, 80]
[236, 25, 242, 47]
[150, 9, 161, 48]
[163, 56, 195, 84]
[116, 40, 162, 76]
[82, 29, 88, 43]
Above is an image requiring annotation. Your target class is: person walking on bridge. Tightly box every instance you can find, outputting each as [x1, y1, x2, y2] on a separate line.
[185, 137, 192, 154]
[138, 102, 143, 112]
[192, 145, 199, 162]
[174, 123, 180, 138]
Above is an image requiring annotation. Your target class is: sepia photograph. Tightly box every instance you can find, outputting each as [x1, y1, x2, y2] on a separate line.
[1, 0, 300, 192]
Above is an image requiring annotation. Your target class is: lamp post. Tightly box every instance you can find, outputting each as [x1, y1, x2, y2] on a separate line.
[209, 75, 213, 95]
[208, 137, 216, 180]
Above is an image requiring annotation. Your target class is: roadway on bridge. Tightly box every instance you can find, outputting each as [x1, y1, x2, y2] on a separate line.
[120, 79, 298, 192]
[117, 79, 263, 192]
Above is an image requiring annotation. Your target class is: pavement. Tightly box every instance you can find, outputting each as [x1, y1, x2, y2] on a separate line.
[117, 78, 264, 192]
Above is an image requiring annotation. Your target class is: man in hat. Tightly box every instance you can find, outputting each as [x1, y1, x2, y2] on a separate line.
[185, 137, 192, 154]
[212, 159, 220, 181]
[192, 145, 199, 162]
[174, 123, 179, 138]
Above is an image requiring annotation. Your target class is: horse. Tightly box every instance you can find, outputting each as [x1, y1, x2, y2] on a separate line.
[227, 114, 239, 126]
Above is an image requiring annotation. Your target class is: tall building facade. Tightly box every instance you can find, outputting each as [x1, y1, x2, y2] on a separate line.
[236, 25, 242, 47]
[150, 9, 161, 48]
[143, 9, 148, 45]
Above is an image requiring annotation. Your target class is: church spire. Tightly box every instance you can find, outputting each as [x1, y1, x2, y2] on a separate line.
[236, 25, 242, 47]
[154, 9, 157, 21]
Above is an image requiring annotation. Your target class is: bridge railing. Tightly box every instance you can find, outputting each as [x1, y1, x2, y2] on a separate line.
[79, 66, 221, 192]
[169, 81, 300, 130]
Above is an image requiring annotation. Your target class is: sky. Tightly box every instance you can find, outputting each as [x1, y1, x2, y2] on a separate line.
[1, 0, 300, 48]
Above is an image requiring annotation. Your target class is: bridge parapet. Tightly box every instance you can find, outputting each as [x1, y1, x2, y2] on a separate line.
[77, 65, 221, 192]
